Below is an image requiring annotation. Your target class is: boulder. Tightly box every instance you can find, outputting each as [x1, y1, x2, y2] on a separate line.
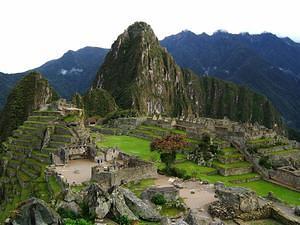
[295, 206, 300, 216]
[6, 198, 62, 225]
[215, 186, 259, 213]
[120, 187, 161, 221]
[57, 201, 82, 217]
[185, 209, 211, 225]
[110, 187, 138, 221]
[84, 183, 111, 219]
[141, 186, 179, 202]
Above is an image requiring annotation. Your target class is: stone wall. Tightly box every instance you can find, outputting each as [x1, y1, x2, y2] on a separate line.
[218, 166, 253, 176]
[91, 157, 157, 190]
[270, 166, 300, 191]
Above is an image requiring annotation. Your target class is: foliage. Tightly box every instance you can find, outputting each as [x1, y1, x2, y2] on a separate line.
[288, 128, 300, 142]
[57, 208, 78, 219]
[259, 156, 273, 169]
[64, 218, 94, 225]
[115, 215, 131, 225]
[151, 193, 166, 205]
[191, 134, 219, 165]
[151, 134, 187, 171]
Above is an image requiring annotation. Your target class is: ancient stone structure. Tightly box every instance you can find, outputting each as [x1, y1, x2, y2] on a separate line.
[91, 148, 157, 190]
[270, 166, 300, 191]
[141, 186, 179, 202]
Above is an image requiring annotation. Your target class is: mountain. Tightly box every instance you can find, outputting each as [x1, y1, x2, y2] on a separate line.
[0, 72, 58, 141]
[160, 31, 300, 130]
[0, 47, 108, 109]
[93, 22, 281, 129]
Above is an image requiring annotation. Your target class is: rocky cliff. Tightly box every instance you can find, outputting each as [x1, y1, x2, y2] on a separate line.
[93, 22, 282, 129]
[0, 72, 58, 141]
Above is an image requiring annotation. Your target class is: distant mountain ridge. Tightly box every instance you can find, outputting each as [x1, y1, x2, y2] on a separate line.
[160, 30, 300, 130]
[0, 46, 108, 108]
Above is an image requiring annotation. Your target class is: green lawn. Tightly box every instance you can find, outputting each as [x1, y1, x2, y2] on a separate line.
[97, 135, 161, 164]
[95, 134, 300, 206]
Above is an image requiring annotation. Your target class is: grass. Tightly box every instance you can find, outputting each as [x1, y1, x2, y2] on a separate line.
[97, 135, 161, 164]
[48, 176, 61, 196]
[213, 161, 251, 169]
[125, 178, 155, 197]
[160, 205, 183, 217]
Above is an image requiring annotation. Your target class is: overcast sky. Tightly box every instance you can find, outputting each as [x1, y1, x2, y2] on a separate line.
[0, 0, 299, 73]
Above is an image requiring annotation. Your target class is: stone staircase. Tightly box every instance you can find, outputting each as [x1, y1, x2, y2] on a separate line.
[213, 147, 261, 183]
[0, 110, 64, 217]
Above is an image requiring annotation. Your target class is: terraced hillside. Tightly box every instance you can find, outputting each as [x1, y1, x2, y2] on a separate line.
[0, 110, 72, 222]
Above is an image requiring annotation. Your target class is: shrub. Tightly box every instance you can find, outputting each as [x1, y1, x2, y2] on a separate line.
[115, 215, 131, 225]
[57, 208, 78, 219]
[151, 193, 167, 205]
[259, 156, 272, 169]
[64, 218, 94, 225]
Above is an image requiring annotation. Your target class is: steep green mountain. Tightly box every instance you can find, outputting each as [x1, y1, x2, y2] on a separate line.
[0, 72, 58, 141]
[0, 47, 108, 109]
[93, 22, 282, 129]
[160, 31, 300, 130]
[72, 88, 118, 117]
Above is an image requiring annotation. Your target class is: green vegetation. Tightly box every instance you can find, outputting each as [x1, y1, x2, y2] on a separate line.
[64, 218, 94, 225]
[73, 88, 118, 118]
[115, 215, 130, 225]
[151, 193, 166, 205]
[124, 179, 155, 197]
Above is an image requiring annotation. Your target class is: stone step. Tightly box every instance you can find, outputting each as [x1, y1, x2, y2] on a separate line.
[228, 173, 261, 184]
[27, 115, 58, 122]
[23, 121, 49, 128]
[20, 166, 40, 178]
[24, 158, 43, 172]
[12, 138, 41, 148]
[267, 148, 300, 157]
[8, 160, 21, 169]
[213, 161, 253, 176]
[12, 152, 27, 161]
[33, 110, 62, 117]
[7, 144, 33, 152]
[31, 151, 51, 164]
[18, 125, 42, 136]
[50, 134, 73, 143]
[217, 153, 244, 164]
[43, 147, 59, 152]
[48, 141, 67, 148]
[257, 144, 294, 154]
[54, 126, 72, 135]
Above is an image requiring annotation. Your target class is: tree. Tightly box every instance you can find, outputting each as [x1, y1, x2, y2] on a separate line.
[151, 134, 187, 171]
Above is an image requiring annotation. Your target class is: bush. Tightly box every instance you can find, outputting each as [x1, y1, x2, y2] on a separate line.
[57, 208, 78, 219]
[115, 215, 131, 225]
[151, 193, 167, 205]
[64, 218, 94, 225]
[259, 156, 272, 169]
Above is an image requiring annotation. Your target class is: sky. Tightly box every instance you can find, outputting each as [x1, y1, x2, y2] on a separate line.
[0, 0, 299, 73]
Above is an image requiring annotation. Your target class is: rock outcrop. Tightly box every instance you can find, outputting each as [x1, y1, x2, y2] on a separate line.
[84, 183, 159, 222]
[209, 184, 268, 220]
[84, 183, 112, 219]
[6, 198, 62, 225]
[57, 189, 82, 217]
[120, 187, 161, 221]
[93, 21, 281, 129]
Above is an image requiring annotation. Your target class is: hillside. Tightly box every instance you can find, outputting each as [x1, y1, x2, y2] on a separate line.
[93, 22, 282, 129]
[0, 72, 58, 141]
[161, 31, 300, 130]
[0, 47, 108, 108]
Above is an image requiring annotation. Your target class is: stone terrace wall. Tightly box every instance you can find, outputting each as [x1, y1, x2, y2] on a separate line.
[270, 167, 300, 191]
[91, 157, 157, 190]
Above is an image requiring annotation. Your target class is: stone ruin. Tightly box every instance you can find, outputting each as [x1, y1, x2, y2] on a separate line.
[91, 147, 157, 190]
[270, 166, 300, 191]
[209, 183, 300, 224]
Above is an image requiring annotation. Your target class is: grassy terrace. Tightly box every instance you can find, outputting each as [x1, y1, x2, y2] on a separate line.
[96, 134, 300, 206]
[213, 161, 251, 169]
